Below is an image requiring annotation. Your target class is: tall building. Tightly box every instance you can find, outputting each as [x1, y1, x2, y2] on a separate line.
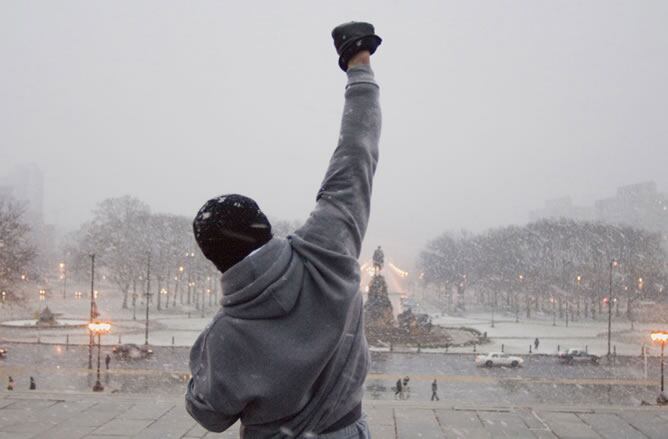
[0, 164, 44, 226]
[594, 182, 667, 234]
[0, 184, 12, 200]
[529, 197, 594, 222]
[529, 181, 667, 238]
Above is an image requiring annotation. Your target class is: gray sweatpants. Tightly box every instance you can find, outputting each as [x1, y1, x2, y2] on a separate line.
[311, 415, 370, 439]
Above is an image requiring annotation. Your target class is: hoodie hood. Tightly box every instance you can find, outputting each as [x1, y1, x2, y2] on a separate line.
[220, 237, 304, 319]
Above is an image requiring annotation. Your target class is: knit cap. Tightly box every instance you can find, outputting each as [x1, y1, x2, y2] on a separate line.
[193, 194, 272, 273]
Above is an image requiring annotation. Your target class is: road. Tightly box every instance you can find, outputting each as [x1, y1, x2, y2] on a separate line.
[0, 343, 662, 406]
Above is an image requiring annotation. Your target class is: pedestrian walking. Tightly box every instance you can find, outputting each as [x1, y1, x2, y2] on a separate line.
[534, 337, 540, 350]
[7, 376, 13, 391]
[431, 379, 440, 401]
[185, 21, 383, 438]
[402, 376, 410, 399]
[29, 376, 36, 390]
[105, 353, 111, 370]
[394, 378, 403, 399]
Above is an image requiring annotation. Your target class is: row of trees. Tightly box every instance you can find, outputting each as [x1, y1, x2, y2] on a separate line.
[1, 192, 302, 310]
[65, 196, 300, 312]
[65, 196, 219, 311]
[418, 219, 668, 321]
[0, 197, 36, 301]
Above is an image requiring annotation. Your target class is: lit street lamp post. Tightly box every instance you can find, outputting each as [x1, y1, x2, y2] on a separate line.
[88, 321, 111, 392]
[516, 274, 523, 323]
[650, 331, 668, 404]
[490, 290, 496, 328]
[60, 262, 66, 299]
[607, 259, 618, 361]
[631, 277, 643, 330]
[144, 252, 151, 346]
[186, 252, 194, 304]
[88, 254, 96, 370]
[575, 275, 582, 319]
[132, 278, 137, 321]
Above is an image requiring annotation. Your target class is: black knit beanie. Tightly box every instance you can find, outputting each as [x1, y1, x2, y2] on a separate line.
[193, 194, 272, 273]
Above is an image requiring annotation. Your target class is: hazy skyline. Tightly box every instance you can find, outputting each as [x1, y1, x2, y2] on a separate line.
[2, 1, 667, 267]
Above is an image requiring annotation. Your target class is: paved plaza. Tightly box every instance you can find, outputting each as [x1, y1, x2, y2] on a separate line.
[0, 391, 666, 438]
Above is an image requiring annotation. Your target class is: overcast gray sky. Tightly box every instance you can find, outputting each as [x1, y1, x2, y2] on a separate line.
[2, 1, 667, 268]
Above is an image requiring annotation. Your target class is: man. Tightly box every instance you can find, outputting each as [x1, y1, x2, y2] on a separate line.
[186, 22, 382, 438]
[105, 353, 111, 370]
[431, 379, 439, 401]
[394, 378, 403, 400]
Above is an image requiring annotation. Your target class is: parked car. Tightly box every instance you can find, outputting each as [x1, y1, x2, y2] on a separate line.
[475, 352, 523, 368]
[558, 348, 599, 365]
[0, 347, 7, 358]
[112, 343, 153, 360]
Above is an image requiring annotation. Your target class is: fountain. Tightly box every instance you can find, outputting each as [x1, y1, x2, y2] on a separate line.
[363, 246, 480, 349]
[1, 305, 87, 328]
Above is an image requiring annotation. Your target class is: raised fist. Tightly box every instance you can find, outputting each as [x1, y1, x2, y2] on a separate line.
[331, 21, 382, 71]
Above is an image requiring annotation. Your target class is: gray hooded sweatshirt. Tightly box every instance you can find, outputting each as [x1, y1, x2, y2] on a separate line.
[186, 64, 381, 438]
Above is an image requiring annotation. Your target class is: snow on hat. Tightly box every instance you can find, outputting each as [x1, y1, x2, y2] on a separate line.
[193, 194, 272, 273]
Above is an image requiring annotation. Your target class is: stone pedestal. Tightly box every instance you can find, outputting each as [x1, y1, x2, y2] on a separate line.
[364, 274, 394, 330]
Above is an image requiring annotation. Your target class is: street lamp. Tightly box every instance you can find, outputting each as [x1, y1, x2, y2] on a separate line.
[88, 254, 97, 370]
[576, 275, 582, 319]
[88, 321, 111, 392]
[607, 259, 618, 360]
[490, 290, 496, 328]
[59, 262, 67, 299]
[650, 330, 668, 404]
[144, 252, 152, 346]
[516, 274, 523, 323]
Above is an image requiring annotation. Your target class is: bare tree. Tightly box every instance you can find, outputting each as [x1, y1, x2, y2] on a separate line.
[0, 197, 37, 300]
[72, 196, 151, 308]
[419, 219, 668, 319]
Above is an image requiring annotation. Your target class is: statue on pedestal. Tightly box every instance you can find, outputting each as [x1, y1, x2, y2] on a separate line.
[372, 246, 384, 274]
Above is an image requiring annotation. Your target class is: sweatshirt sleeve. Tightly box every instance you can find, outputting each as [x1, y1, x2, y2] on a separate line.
[295, 64, 381, 259]
[185, 379, 239, 433]
[185, 325, 241, 433]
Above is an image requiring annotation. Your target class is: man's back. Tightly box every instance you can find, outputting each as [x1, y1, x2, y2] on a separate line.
[187, 235, 368, 436]
[186, 34, 382, 437]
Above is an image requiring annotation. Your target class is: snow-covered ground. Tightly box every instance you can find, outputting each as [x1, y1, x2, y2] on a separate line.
[1, 281, 665, 356]
[416, 294, 662, 356]
[0, 281, 216, 347]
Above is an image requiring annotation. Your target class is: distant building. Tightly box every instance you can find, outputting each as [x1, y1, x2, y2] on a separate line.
[529, 197, 594, 222]
[0, 164, 44, 226]
[0, 184, 12, 200]
[0, 164, 56, 262]
[529, 182, 668, 243]
[594, 182, 667, 234]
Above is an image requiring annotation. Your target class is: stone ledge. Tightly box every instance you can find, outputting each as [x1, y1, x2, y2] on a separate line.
[1, 392, 666, 439]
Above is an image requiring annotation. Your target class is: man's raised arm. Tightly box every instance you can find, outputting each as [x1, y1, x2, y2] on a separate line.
[295, 23, 382, 259]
